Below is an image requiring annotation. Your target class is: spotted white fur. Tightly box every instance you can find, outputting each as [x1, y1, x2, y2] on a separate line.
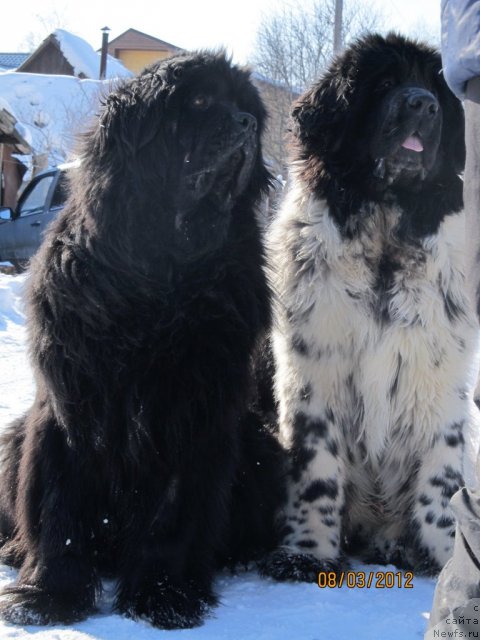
[267, 171, 480, 572]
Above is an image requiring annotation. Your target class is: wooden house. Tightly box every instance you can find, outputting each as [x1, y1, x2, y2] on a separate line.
[17, 33, 83, 77]
[107, 28, 182, 74]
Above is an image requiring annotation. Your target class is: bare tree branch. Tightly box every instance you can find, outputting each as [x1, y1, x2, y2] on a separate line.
[20, 8, 72, 52]
[251, 0, 383, 173]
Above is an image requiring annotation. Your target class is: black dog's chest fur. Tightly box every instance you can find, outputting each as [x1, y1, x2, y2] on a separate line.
[0, 51, 284, 630]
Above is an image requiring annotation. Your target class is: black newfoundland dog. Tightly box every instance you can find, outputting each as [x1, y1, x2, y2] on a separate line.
[263, 33, 480, 581]
[0, 51, 283, 628]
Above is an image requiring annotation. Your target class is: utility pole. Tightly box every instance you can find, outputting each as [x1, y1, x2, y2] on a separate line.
[99, 26, 111, 80]
[333, 0, 343, 55]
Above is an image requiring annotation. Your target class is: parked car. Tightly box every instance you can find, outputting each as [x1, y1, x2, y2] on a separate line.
[0, 164, 72, 272]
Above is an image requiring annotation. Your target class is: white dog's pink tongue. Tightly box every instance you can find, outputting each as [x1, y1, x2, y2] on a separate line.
[402, 135, 423, 152]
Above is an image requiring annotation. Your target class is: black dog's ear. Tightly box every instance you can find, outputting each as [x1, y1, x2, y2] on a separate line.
[291, 69, 352, 154]
[96, 73, 167, 156]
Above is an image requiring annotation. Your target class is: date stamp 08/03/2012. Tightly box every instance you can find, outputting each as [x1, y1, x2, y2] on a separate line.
[317, 571, 414, 589]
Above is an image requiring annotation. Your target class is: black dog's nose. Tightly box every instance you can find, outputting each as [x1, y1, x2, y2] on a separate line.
[234, 112, 257, 132]
[406, 89, 439, 117]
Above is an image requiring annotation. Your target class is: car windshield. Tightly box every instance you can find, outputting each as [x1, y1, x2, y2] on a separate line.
[18, 175, 55, 216]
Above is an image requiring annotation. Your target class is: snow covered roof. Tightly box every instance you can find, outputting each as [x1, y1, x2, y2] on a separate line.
[53, 29, 131, 80]
[17, 30, 132, 81]
[0, 53, 30, 71]
[0, 71, 116, 166]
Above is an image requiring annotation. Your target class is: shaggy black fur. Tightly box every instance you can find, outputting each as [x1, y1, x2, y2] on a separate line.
[0, 51, 285, 629]
[291, 32, 465, 237]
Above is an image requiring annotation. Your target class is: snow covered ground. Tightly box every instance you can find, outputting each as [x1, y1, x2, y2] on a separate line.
[0, 272, 435, 639]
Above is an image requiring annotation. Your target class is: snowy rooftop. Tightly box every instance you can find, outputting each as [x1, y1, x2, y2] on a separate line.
[53, 29, 132, 80]
[0, 71, 120, 167]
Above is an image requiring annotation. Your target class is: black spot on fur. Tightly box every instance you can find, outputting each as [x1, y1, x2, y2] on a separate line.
[389, 353, 402, 399]
[322, 518, 336, 528]
[326, 439, 338, 457]
[441, 287, 465, 323]
[444, 432, 464, 447]
[345, 289, 361, 300]
[325, 406, 335, 423]
[292, 412, 328, 440]
[430, 467, 463, 498]
[297, 540, 318, 549]
[418, 494, 433, 506]
[437, 516, 455, 529]
[425, 512, 435, 524]
[318, 505, 335, 515]
[444, 465, 463, 483]
[280, 525, 295, 538]
[291, 334, 310, 356]
[301, 479, 338, 502]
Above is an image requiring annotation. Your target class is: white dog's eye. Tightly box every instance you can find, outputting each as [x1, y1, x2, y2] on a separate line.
[191, 95, 211, 109]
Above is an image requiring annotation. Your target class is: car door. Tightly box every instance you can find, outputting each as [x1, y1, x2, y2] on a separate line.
[8, 171, 58, 260]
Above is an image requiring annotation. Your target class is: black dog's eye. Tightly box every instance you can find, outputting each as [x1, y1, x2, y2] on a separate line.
[191, 95, 211, 110]
[379, 78, 395, 91]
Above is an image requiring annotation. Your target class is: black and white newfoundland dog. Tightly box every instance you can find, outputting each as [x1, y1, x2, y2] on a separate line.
[263, 33, 480, 581]
[0, 51, 284, 628]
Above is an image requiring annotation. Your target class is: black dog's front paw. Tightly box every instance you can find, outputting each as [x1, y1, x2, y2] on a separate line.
[0, 583, 96, 625]
[258, 547, 346, 583]
[115, 577, 217, 629]
[0, 555, 98, 625]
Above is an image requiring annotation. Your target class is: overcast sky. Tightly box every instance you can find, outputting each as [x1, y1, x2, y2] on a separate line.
[1, 0, 441, 63]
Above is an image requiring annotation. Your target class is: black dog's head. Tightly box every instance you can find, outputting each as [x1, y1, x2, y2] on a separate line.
[291, 33, 465, 212]
[81, 51, 269, 263]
